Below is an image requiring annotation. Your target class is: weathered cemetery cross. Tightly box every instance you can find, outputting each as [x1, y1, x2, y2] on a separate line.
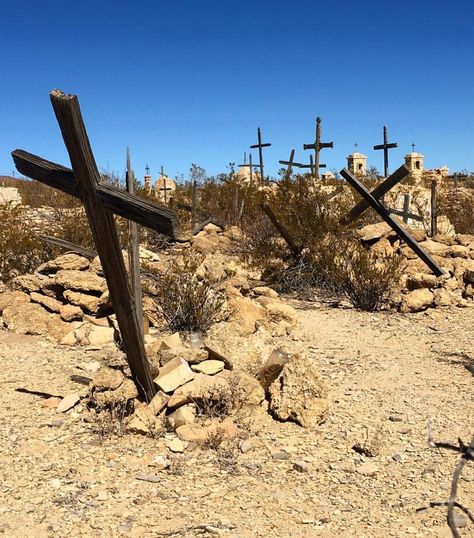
[159, 166, 173, 204]
[250, 127, 271, 185]
[373, 126, 398, 178]
[12, 90, 179, 401]
[295, 154, 327, 175]
[279, 149, 296, 181]
[339, 165, 444, 276]
[238, 152, 256, 183]
[388, 193, 424, 224]
[303, 117, 333, 179]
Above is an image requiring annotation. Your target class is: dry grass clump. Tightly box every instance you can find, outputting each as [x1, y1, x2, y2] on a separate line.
[144, 251, 226, 333]
[0, 203, 57, 281]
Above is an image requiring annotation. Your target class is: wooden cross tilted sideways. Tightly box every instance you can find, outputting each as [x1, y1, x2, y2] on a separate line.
[339, 164, 444, 277]
[11, 90, 180, 401]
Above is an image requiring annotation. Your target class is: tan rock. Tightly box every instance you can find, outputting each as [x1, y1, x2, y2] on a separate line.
[405, 273, 438, 290]
[154, 357, 195, 393]
[191, 233, 216, 254]
[228, 295, 266, 336]
[0, 290, 30, 314]
[39, 253, 90, 273]
[191, 360, 224, 375]
[252, 286, 279, 298]
[402, 289, 435, 312]
[203, 223, 223, 234]
[57, 393, 80, 413]
[55, 270, 106, 293]
[30, 292, 62, 313]
[432, 233, 456, 246]
[434, 288, 452, 307]
[370, 237, 394, 258]
[449, 245, 469, 258]
[268, 352, 328, 428]
[60, 330, 78, 346]
[147, 390, 169, 415]
[167, 404, 196, 430]
[408, 228, 427, 242]
[46, 315, 72, 341]
[88, 326, 115, 346]
[41, 397, 62, 409]
[357, 221, 393, 242]
[91, 367, 124, 391]
[168, 372, 229, 408]
[264, 301, 298, 327]
[63, 290, 102, 313]
[2, 302, 51, 335]
[418, 240, 450, 257]
[12, 274, 42, 293]
[456, 234, 474, 247]
[166, 438, 187, 453]
[59, 304, 83, 322]
[92, 378, 138, 407]
[176, 418, 238, 444]
[127, 405, 163, 435]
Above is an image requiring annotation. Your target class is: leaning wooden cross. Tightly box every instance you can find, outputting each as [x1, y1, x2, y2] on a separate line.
[12, 90, 179, 401]
[339, 165, 444, 277]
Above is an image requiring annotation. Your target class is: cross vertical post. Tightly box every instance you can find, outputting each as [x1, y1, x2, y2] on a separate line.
[126, 147, 144, 336]
[374, 126, 398, 178]
[431, 180, 438, 237]
[158, 166, 173, 204]
[250, 127, 271, 185]
[238, 153, 256, 183]
[303, 117, 333, 180]
[49, 90, 156, 400]
[279, 149, 296, 181]
[402, 193, 410, 223]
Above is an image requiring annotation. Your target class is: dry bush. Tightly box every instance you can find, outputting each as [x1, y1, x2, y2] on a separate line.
[0, 203, 57, 281]
[438, 184, 474, 234]
[143, 251, 225, 333]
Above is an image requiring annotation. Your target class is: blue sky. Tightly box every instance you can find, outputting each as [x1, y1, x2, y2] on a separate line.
[0, 0, 472, 181]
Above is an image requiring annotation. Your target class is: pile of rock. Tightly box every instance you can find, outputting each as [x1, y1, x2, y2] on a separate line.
[357, 221, 474, 312]
[82, 332, 328, 445]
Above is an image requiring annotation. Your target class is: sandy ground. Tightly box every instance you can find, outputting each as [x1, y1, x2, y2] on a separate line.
[0, 302, 473, 538]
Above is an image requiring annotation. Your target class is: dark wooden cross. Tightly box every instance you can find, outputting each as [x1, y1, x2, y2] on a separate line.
[388, 193, 424, 224]
[12, 90, 180, 401]
[303, 117, 333, 179]
[279, 149, 296, 181]
[250, 127, 271, 185]
[238, 153, 258, 183]
[158, 165, 173, 204]
[411, 143, 416, 152]
[339, 165, 444, 276]
[295, 154, 327, 175]
[145, 164, 150, 175]
[373, 126, 398, 178]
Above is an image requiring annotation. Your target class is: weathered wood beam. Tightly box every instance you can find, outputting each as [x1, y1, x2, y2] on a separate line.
[340, 168, 444, 277]
[39, 235, 97, 258]
[49, 89, 156, 401]
[260, 202, 301, 260]
[340, 165, 409, 225]
[12, 149, 178, 238]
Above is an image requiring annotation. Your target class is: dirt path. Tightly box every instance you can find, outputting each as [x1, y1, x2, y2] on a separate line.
[0, 304, 472, 537]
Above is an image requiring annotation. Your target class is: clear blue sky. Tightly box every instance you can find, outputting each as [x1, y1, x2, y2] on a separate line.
[1, 0, 473, 181]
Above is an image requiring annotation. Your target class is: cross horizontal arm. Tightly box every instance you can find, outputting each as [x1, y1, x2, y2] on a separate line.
[319, 142, 334, 149]
[12, 149, 178, 238]
[339, 164, 409, 225]
[374, 143, 398, 150]
[340, 168, 444, 276]
[388, 207, 424, 222]
[250, 143, 271, 149]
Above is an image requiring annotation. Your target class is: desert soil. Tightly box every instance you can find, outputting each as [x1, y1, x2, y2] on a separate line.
[0, 302, 472, 538]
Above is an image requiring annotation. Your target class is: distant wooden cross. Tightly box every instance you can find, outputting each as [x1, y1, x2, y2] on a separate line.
[12, 90, 179, 400]
[279, 149, 296, 181]
[250, 127, 271, 185]
[373, 126, 398, 178]
[303, 117, 333, 179]
[145, 164, 150, 175]
[238, 152, 258, 183]
[158, 165, 173, 204]
[388, 193, 424, 224]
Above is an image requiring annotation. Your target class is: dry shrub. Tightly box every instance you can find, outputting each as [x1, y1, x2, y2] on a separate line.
[144, 251, 225, 333]
[438, 183, 474, 234]
[241, 176, 402, 310]
[0, 203, 57, 281]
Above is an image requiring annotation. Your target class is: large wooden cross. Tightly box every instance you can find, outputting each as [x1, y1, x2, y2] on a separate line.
[373, 126, 398, 178]
[250, 127, 271, 185]
[339, 165, 444, 277]
[12, 90, 179, 401]
[303, 117, 333, 179]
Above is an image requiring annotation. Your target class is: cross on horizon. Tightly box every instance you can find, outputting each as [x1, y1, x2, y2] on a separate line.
[373, 126, 398, 178]
[411, 143, 416, 152]
[158, 165, 173, 204]
[303, 117, 333, 179]
[238, 152, 258, 183]
[145, 164, 150, 175]
[250, 127, 271, 185]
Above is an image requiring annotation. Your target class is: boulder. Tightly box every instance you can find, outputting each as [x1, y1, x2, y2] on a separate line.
[401, 289, 435, 312]
[0, 290, 30, 314]
[55, 270, 106, 293]
[434, 288, 452, 307]
[92, 378, 138, 407]
[2, 302, 51, 335]
[59, 304, 83, 322]
[191, 360, 225, 375]
[147, 391, 170, 416]
[268, 353, 328, 428]
[88, 326, 116, 346]
[370, 237, 394, 258]
[252, 286, 279, 299]
[167, 372, 230, 408]
[30, 292, 63, 313]
[38, 253, 90, 273]
[176, 418, 238, 444]
[418, 240, 450, 257]
[357, 222, 393, 242]
[449, 245, 469, 258]
[408, 228, 427, 242]
[12, 274, 42, 293]
[227, 295, 266, 336]
[456, 234, 474, 247]
[167, 404, 196, 430]
[91, 367, 124, 391]
[405, 273, 438, 291]
[63, 290, 102, 313]
[264, 301, 298, 327]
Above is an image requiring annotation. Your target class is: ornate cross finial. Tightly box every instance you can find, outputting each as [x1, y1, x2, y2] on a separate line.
[411, 143, 416, 152]
[145, 164, 150, 175]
